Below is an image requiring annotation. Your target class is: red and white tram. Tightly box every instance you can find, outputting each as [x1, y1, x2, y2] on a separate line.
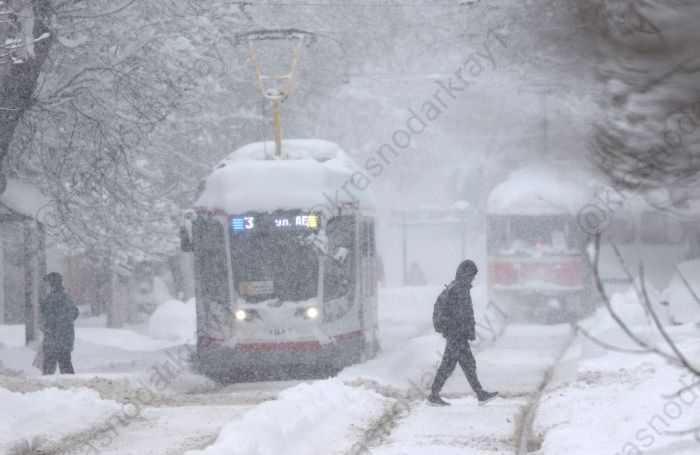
[486, 165, 596, 322]
[181, 139, 380, 381]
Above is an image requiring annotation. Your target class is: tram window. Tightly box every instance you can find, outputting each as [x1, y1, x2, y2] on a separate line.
[487, 216, 508, 253]
[231, 228, 319, 302]
[193, 217, 229, 305]
[326, 216, 354, 248]
[324, 216, 356, 302]
[488, 216, 560, 253]
[360, 220, 368, 257]
[487, 215, 583, 255]
[510, 216, 555, 245]
[360, 219, 375, 257]
[641, 212, 685, 244]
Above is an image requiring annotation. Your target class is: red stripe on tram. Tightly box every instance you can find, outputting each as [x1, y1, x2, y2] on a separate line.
[198, 336, 225, 346]
[333, 330, 364, 342]
[236, 340, 321, 351]
[235, 330, 365, 351]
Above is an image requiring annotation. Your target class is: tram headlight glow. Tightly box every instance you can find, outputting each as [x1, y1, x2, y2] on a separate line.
[305, 307, 319, 319]
[235, 310, 247, 321]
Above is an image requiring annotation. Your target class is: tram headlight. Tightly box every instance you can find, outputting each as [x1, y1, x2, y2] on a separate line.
[235, 310, 247, 321]
[305, 307, 319, 319]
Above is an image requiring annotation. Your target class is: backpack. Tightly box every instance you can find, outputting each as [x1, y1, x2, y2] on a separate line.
[432, 282, 454, 334]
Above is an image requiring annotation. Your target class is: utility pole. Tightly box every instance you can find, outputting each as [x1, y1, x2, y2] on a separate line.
[401, 211, 408, 286]
[23, 223, 35, 344]
[0, 230, 4, 324]
[518, 83, 568, 156]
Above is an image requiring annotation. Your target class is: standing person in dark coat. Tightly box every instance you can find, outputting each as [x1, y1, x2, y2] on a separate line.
[428, 260, 498, 406]
[40, 272, 79, 375]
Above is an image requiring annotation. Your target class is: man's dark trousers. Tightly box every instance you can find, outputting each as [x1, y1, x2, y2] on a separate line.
[43, 352, 75, 375]
[431, 335, 482, 394]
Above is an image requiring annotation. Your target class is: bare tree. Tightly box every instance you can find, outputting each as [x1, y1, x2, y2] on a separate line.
[0, 0, 53, 184]
[4, 1, 235, 267]
[580, 232, 700, 437]
[588, 0, 700, 209]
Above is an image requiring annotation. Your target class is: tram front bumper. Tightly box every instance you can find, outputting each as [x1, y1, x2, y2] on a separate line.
[488, 287, 594, 322]
[196, 334, 364, 376]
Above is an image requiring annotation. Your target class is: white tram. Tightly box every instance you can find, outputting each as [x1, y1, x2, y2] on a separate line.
[181, 139, 380, 380]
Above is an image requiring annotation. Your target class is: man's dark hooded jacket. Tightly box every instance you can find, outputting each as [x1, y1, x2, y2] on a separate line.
[40, 286, 79, 353]
[442, 262, 477, 340]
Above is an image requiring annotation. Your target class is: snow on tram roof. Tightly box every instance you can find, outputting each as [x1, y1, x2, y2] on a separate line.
[222, 139, 343, 163]
[194, 139, 375, 214]
[487, 163, 592, 216]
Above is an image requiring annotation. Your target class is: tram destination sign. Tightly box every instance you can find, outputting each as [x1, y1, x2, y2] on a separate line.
[230, 211, 320, 234]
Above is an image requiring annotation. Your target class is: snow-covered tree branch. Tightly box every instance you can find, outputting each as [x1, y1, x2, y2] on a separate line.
[589, 0, 700, 211]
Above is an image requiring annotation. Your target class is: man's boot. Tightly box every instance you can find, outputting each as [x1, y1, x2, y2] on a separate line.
[477, 390, 499, 405]
[427, 392, 451, 406]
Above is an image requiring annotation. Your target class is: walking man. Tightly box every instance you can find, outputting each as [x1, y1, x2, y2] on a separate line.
[428, 260, 498, 406]
[40, 272, 79, 375]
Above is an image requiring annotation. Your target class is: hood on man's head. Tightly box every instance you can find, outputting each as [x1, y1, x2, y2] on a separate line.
[455, 260, 478, 282]
[43, 272, 63, 288]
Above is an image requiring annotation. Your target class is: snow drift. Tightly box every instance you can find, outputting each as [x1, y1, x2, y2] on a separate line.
[148, 299, 196, 343]
[0, 386, 120, 451]
[186, 378, 385, 455]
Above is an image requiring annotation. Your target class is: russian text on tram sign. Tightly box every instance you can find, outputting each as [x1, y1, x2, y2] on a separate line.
[230, 214, 319, 233]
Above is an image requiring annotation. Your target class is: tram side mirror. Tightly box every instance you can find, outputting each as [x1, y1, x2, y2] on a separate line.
[333, 247, 349, 264]
[306, 233, 328, 256]
[180, 211, 195, 252]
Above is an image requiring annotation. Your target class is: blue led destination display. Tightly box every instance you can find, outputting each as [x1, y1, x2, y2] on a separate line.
[230, 212, 319, 234]
[230, 216, 255, 232]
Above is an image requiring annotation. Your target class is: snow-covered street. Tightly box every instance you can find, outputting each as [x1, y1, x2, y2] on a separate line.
[2, 2, 700, 454]
[2, 285, 700, 454]
[360, 324, 573, 454]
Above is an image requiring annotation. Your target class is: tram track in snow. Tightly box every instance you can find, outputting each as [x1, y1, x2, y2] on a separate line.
[28, 403, 256, 455]
[514, 328, 574, 454]
[339, 319, 512, 454]
[349, 323, 575, 455]
[11, 374, 309, 455]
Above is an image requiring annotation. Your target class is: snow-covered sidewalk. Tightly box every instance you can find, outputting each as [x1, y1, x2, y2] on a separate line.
[535, 304, 700, 454]
[0, 300, 196, 376]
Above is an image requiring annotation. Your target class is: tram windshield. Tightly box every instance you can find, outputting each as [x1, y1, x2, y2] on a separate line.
[487, 214, 588, 256]
[230, 211, 320, 303]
